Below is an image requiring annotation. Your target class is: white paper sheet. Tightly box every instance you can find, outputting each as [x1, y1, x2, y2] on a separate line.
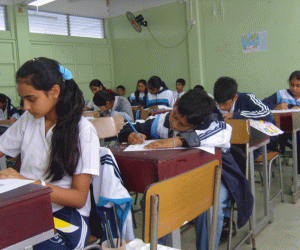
[250, 120, 283, 136]
[0, 179, 35, 194]
[271, 109, 300, 113]
[124, 140, 215, 154]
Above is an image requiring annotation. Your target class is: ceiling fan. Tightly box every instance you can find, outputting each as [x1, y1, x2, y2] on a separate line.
[126, 11, 147, 33]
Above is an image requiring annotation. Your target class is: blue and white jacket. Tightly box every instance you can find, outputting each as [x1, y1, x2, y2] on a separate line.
[231, 92, 273, 121]
[118, 112, 253, 228]
[91, 147, 135, 241]
[128, 92, 147, 108]
[146, 87, 175, 109]
[262, 89, 300, 110]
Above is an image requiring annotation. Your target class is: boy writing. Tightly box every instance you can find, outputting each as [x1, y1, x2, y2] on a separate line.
[118, 89, 253, 250]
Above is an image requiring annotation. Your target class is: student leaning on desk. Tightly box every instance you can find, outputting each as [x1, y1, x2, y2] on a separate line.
[118, 89, 253, 250]
[93, 89, 134, 122]
[0, 93, 20, 126]
[214, 76, 276, 242]
[0, 57, 100, 250]
[262, 70, 300, 190]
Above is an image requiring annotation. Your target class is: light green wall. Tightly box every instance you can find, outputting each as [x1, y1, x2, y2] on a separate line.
[199, 0, 300, 99]
[109, 2, 192, 96]
[0, 4, 113, 106]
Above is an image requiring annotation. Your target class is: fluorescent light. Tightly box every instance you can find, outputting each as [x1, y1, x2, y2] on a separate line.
[28, 0, 55, 7]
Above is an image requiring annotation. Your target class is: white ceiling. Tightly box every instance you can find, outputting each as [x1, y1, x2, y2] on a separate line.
[0, 0, 180, 18]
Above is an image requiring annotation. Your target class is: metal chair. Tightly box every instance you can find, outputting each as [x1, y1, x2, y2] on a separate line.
[143, 160, 222, 250]
[255, 151, 284, 204]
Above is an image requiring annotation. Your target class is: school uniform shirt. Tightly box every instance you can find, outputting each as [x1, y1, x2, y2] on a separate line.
[0, 111, 100, 217]
[219, 92, 274, 122]
[87, 99, 100, 111]
[146, 87, 175, 109]
[128, 92, 147, 107]
[118, 112, 253, 228]
[0, 103, 20, 120]
[262, 89, 300, 110]
[103, 96, 134, 122]
[172, 90, 186, 100]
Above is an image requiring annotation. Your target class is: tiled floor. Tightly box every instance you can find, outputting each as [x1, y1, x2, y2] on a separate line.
[131, 162, 300, 249]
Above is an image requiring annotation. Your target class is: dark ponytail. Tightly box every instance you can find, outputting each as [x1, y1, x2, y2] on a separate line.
[148, 76, 167, 90]
[16, 57, 84, 181]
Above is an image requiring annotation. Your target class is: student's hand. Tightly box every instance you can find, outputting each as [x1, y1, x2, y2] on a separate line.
[128, 132, 146, 145]
[274, 103, 288, 110]
[138, 105, 144, 110]
[150, 105, 159, 111]
[9, 118, 17, 125]
[0, 167, 27, 180]
[291, 106, 300, 110]
[144, 137, 182, 149]
[94, 112, 101, 118]
[223, 113, 234, 120]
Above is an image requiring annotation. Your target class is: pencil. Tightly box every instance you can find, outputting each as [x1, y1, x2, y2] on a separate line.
[123, 114, 143, 139]
[113, 205, 119, 247]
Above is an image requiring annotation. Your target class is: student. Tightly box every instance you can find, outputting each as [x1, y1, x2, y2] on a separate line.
[84, 79, 106, 111]
[118, 89, 253, 250]
[173, 78, 186, 101]
[146, 76, 175, 110]
[0, 93, 20, 125]
[214, 76, 273, 122]
[214, 76, 274, 243]
[93, 89, 134, 122]
[0, 57, 100, 249]
[116, 85, 126, 97]
[128, 79, 148, 111]
[262, 70, 300, 190]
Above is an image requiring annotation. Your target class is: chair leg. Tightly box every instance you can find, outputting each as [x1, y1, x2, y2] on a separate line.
[248, 214, 256, 250]
[227, 203, 234, 250]
[278, 156, 284, 202]
[131, 207, 137, 229]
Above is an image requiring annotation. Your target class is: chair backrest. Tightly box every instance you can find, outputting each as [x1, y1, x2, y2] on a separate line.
[143, 160, 222, 250]
[226, 119, 250, 144]
[89, 116, 125, 139]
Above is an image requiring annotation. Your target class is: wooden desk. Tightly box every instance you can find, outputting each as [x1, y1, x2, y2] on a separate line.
[110, 145, 222, 194]
[226, 119, 271, 236]
[111, 145, 221, 248]
[273, 110, 300, 203]
[0, 184, 54, 250]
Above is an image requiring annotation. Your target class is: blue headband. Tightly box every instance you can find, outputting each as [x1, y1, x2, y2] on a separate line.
[58, 64, 73, 80]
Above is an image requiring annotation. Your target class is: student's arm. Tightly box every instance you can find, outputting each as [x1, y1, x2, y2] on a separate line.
[167, 90, 175, 107]
[0, 168, 91, 209]
[145, 121, 232, 150]
[262, 92, 286, 110]
[233, 93, 273, 122]
[111, 97, 134, 122]
[84, 99, 95, 111]
[118, 116, 156, 142]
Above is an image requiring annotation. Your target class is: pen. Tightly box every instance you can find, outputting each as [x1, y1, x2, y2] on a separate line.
[123, 115, 143, 140]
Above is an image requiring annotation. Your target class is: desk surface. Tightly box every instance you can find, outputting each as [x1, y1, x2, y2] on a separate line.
[110, 145, 222, 193]
[0, 184, 54, 249]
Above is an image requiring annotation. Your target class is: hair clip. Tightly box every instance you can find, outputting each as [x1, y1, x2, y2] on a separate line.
[58, 64, 73, 80]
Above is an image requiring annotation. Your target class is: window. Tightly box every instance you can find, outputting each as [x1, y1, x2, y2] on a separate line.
[0, 5, 7, 31]
[28, 10, 105, 39]
[28, 10, 68, 35]
[69, 16, 104, 38]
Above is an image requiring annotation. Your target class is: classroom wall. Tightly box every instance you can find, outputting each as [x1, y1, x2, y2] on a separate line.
[0, 4, 114, 106]
[109, 2, 193, 96]
[198, 0, 300, 99]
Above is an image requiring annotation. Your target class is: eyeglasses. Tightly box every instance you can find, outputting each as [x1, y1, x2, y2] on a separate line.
[218, 99, 234, 108]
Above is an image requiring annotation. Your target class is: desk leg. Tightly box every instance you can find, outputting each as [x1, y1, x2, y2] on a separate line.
[292, 131, 300, 204]
[167, 229, 181, 249]
[249, 152, 256, 233]
[262, 145, 270, 218]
